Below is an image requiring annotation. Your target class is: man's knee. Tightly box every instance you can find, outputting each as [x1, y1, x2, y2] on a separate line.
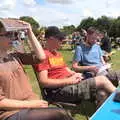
[95, 76, 109, 87]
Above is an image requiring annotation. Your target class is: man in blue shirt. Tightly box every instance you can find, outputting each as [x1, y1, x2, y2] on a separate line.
[72, 27, 120, 107]
[72, 27, 120, 83]
[74, 42, 103, 68]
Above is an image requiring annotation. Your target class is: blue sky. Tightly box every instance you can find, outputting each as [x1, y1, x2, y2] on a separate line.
[0, 0, 120, 27]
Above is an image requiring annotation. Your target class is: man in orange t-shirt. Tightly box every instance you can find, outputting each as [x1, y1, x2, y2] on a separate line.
[34, 26, 116, 104]
[34, 49, 72, 79]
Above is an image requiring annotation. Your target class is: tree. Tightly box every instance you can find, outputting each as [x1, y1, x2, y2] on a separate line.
[61, 25, 76, 35]
[96, 16, 112, 32]
[77, 17, 96, 31]
[115, 17, 120, 37]
[108, 17, 120, 38]
[19, 16, 40, 34]
[109, 18, 117, 37]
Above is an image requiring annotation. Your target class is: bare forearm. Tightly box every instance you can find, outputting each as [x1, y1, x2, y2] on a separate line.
[39, 71, 82, 88]
[73, 65, 92, 72]
[41, 78, 73, 88]
[0, 99, 32, 110]
[0, 98, 47, 110]
[27, 30, 46, 60]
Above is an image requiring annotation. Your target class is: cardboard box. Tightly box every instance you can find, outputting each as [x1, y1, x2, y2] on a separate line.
[0, 18, 29, 32]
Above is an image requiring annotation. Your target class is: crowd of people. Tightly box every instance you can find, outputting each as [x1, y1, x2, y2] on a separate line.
[33, 26, 118, 107]
[0, 20, 119, 120]
[71, 28, 112, 56]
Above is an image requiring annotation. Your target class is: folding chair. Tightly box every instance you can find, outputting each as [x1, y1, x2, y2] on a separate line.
[32, 66, 92, 120]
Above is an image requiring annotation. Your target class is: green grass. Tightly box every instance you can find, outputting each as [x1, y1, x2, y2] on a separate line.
[60, 49, 73, 67]
[110, 50, 120, 70]
[24, 65, 41, 96]
[25, 49, 120, 120]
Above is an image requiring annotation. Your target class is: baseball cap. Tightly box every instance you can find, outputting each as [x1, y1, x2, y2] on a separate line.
[45, 26, 65, 40]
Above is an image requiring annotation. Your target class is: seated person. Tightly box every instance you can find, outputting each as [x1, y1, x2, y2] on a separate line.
[72, 27, 120, 85]
[33, 26, 116, 105]
[97, 30, 112, 62]
[101, 31, 112, 54]
[0, 21, 73, 120]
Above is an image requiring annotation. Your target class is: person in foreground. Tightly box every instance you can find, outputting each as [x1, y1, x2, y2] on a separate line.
[0, 21, 73, 120]
[33, 26, 116, 106]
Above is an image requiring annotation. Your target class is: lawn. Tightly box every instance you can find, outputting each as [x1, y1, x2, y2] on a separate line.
[25, 49, 120, 120]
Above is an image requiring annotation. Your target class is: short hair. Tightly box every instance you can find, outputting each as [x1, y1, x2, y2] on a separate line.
[45, 26, 65, 40]
[87, 27, 97, 35]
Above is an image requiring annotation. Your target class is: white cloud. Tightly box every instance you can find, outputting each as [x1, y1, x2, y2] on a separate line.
[34, 6, 70, 27]
[106, 11, 120, 18]
[22, 0, 36, 6]
[0, 0, 16, 11]
[0, 0, 120, 27]
[106, 0, 117, 7]
[83, 9, 93, 17]
[45, 0, 73, 4]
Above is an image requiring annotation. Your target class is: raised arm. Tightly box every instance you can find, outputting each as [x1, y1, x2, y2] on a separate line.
[19, 21, 46, 61]
[27, 26, 46, 61]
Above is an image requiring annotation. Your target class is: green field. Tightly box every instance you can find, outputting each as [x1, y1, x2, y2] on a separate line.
[25, 49, 120, 120]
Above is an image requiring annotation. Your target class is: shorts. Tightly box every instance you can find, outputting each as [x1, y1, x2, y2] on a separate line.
[45, 78, 96, 103]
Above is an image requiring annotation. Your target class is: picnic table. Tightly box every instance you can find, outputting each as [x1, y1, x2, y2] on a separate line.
[90, 90, 120, 120]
